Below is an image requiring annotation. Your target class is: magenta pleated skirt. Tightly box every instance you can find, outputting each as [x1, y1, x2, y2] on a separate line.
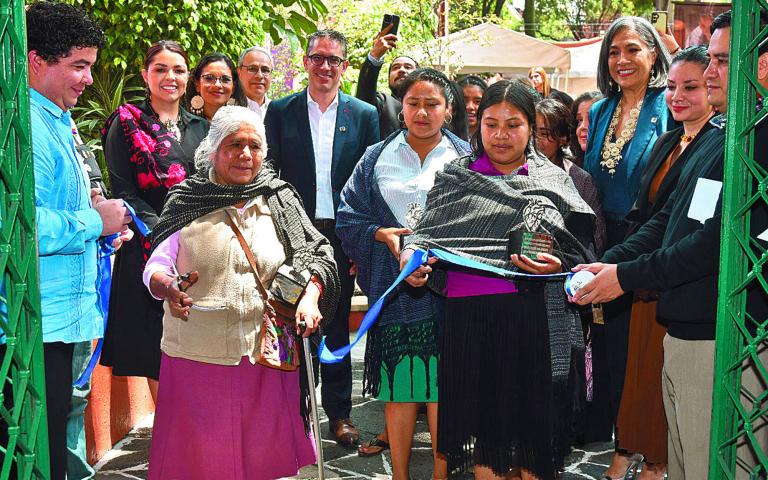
[148, 353, 316, 480]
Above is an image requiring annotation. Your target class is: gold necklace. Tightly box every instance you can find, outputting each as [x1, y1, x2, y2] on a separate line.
[600, 98, 644, 175]
[680, 132, 696, 142]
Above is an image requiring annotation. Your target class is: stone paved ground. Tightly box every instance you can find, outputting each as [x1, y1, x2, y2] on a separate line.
[94, 336, 631, 480]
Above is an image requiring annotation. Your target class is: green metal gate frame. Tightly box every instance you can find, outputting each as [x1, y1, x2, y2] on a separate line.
[711, 1, 768, 478]
[0, 0, 50, 478]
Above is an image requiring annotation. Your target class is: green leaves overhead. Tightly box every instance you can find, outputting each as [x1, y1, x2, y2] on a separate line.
[65, 0, 327, 72]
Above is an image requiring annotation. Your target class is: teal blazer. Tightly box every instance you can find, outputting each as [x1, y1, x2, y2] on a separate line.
[584, 88, 671, 220]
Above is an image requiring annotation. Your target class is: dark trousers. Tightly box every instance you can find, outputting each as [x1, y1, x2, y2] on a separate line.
[0, 341, 73, 480]
[44, 342, 75, 480]
[316, 226, 354, 421]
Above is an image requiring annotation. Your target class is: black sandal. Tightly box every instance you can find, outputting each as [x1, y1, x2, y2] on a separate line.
[357, 436, 390, 457]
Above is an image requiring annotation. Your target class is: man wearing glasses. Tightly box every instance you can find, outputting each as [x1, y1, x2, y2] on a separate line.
[265, 29, 379, 449]
[238, 46, 273, 121]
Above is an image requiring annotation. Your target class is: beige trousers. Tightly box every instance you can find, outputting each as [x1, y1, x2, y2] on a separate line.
[663, 334, 768, 480]
[662, 334, 715, 480]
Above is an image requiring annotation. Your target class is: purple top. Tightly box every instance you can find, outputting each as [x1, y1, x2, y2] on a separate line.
[468, 153, 529, 177]
[444, 154, 528, 298]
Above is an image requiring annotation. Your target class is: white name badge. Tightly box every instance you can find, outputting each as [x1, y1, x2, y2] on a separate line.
[687, 178, 722, 223]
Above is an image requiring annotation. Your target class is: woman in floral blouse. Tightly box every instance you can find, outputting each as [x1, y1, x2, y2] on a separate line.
[100, 40, 208, 401]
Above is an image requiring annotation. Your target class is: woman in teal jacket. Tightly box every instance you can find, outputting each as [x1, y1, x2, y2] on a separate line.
[582, 15, 676, 479]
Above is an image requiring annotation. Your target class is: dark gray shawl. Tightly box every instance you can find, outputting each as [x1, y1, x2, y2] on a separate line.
[152, 164, 340, 323]
[405, 151, 596, 383]
[152, 164, 340, 434]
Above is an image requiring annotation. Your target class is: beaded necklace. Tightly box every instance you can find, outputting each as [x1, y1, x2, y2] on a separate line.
[600, 98, 644, 175]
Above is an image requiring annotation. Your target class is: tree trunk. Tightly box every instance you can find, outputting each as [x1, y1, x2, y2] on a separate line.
[524, 0, 535, 37]
[493, 0, 505, 18]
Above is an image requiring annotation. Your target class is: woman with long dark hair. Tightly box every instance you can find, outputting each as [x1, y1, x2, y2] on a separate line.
[458, 75, 488, 136]
[337, 68, 471, 480]
[611, 46, 714, 480]
[101, 41, 209, 400]
[402, 80, 594, 479]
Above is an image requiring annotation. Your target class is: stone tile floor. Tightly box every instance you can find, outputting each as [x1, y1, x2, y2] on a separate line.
[94, 336, 636, 480]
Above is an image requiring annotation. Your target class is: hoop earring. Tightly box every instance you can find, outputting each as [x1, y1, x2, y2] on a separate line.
[190, 94, 205, 116]
[397, 111, 405, 125]
[444, 112, 453, 126]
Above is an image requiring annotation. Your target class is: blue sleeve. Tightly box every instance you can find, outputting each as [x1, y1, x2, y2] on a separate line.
[34, 138, 102, 256]
[335, 148, 381, 294]
[365, 106, 380, 146]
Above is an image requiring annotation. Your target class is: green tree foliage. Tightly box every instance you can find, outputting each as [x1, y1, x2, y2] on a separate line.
[324, 0, 520, 93]
[65, 0, 326, 72]
[530, 0, 655, 40]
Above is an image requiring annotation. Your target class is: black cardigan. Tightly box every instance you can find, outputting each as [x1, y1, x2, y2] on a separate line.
[355, 57, 402, 139]
[624, 121, 715, 237]
[602, 123, 726, 340]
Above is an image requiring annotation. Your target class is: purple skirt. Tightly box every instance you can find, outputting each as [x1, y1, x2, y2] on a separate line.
[148, 353, 316, 480]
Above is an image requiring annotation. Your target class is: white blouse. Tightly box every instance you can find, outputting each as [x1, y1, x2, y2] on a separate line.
[373, 132, 458, 229]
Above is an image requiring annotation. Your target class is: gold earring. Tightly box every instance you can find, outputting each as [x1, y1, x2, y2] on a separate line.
[190, 95, 204, 116]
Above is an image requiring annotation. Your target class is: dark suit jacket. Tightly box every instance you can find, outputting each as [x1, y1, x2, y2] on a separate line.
[355, 57, 402, 139]
[264, 89, 380, 220]
[625, 121, 714, 237]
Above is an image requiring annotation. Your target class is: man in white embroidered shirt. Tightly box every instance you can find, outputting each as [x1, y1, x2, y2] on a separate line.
[265, 29, 379, 448]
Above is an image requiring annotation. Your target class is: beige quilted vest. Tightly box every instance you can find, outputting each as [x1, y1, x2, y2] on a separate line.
[161, 197, 287, 365]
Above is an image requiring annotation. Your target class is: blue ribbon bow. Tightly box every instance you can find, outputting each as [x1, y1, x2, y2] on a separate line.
[318, 247, 571, 364]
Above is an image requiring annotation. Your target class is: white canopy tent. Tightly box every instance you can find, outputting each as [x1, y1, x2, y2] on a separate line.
[553, 36, 603, 96]
[414, 23, 571, 78]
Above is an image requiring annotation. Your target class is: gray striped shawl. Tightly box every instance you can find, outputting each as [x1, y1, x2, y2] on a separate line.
[405, 151, 595, 382]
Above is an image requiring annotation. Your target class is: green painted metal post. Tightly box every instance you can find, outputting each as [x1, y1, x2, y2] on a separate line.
[710, 1, 768, 478]
[0, 0, 50, 478]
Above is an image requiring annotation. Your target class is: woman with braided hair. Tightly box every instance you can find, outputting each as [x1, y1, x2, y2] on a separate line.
[402, 81, 595, 479]
[337, 68, 471, 480]
[142, 106, 339, 479]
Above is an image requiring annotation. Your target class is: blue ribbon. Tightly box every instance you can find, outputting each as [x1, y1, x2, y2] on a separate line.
[74, 201, 151, 387]
[318, 247, 571, 364]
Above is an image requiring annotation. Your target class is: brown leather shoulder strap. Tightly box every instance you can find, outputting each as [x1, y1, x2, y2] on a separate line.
[225, 210, 271, 302]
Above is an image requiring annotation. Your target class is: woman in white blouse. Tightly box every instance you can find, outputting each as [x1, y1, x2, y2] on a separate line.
[336, 68, 471, 480]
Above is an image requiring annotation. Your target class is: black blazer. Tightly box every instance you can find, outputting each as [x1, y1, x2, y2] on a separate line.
[264, 89, 380, 220]
[625, 121, 714, 237]
[355, 57, 402, 139]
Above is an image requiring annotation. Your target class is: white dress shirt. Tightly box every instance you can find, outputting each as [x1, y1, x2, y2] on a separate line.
[374, 131, 458, 229]
[307, 91, 339, 219]
[246, 95, 271, 123]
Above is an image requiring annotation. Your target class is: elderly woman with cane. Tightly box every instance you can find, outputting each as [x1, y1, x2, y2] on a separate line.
[143, 105, 339, 480]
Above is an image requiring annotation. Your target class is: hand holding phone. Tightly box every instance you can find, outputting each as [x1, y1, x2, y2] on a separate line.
[651, 11, 668, 33]
[371, 14, 401, 59]
[381, 14, 400, 36]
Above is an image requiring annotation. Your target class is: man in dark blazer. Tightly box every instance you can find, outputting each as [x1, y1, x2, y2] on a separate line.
[265, 29, 379, 448]
[356, 24, 417, 139]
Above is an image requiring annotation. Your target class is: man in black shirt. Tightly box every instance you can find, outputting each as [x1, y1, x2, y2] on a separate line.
[355, 24, 417, 139]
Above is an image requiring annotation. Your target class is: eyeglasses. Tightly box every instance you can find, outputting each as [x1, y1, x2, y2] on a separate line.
[200, 73, 233, 85]
[241, 65, 272, 76]
[307, 54, 345, 68]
